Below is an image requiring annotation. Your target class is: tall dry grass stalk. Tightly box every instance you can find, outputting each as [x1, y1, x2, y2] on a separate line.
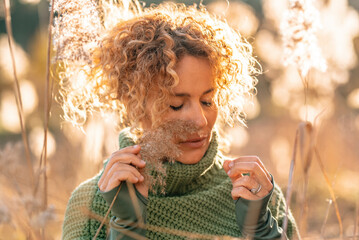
[34, 1, 56, 238]
[314, 146, 343, 237]
[92, 185, 122, 240]
[3, 0, 35, 188]
[355, 198, 359, 240]
[281, 122, 299, 239]
[2, 0, 58, 238]
[38, 0, 55, 213]
[297, 120, 314, 233]
[282, 121, 343, 238]
[321, 199, 332, 237]
[280, 0, 344, 237]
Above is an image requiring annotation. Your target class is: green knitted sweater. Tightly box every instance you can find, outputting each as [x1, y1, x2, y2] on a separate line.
[62, 130, 300, 239]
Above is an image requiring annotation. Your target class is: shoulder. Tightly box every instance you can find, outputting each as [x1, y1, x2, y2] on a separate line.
[62, 174, 102, 239]
[67, 174, 102, 209]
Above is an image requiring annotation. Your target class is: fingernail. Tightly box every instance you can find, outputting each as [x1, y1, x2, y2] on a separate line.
[229, 162, 233, 168]
[134, 177, 139, 182]
[140, 160, 146, 165]
[133, 145, 139, 148]
[140, 175, 144, 181]
[227, 170, 231, 175]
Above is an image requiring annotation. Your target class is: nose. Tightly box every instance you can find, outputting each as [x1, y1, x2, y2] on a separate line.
[188, 102, 207, 128]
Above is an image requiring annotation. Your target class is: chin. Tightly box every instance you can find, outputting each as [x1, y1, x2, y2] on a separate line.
[176, 139, 210, 164]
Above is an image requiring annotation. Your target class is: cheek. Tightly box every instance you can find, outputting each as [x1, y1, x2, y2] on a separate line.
[207, 109, 218, 127]
[158, 111, 177, 123]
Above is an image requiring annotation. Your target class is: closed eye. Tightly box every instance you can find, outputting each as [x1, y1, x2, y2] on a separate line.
[201, 101, 212, 107]
[170, 105, 183, 111]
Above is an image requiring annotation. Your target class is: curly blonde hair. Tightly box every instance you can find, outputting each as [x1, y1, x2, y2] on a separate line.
[58, 2, 259, 129]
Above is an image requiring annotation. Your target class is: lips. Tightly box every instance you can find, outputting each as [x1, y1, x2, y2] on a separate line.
[179, 136, 208, 148]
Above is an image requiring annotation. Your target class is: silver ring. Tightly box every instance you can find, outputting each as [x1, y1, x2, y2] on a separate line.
[250, 184, 262, 195]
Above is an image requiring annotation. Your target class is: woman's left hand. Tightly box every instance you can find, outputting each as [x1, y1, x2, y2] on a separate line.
[223, 156, 273, 200]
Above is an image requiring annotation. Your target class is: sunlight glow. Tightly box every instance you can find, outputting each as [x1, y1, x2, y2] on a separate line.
[244, 96, 261, 120]
[297, 103, 334, 124]
[19, 0, 41, 5]
[20, 80, 38, 115]
[29, 127, 56, 158]
[270, 136, 291, 178]
[0, 80, 38, 132]
[0, 91, 20, 133]
[228, 126, 249, 150]
[207, 1, 259, 36]
[347, 88, 359, 109]
[0, 35, 29, 82]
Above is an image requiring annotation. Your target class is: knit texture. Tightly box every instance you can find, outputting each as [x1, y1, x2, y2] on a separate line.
[62, 175, 110, 239]
[62, 129, 299, 239]
[146, 133, 242, 239]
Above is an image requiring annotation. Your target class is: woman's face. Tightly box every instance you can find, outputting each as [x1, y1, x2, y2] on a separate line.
[144, 55, 218, 164]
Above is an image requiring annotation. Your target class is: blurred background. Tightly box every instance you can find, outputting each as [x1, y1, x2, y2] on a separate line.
[0, 0, 358, 239]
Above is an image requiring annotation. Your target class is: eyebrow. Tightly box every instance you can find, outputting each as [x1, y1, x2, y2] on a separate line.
[174, 88, 214, 97]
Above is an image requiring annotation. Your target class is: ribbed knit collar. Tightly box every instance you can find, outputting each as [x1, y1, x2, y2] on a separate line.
[162, 131, 220, 196]
[118, 129, 222, 197]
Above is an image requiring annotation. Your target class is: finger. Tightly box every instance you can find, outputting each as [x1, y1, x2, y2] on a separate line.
[228, 162, 272, 191]
[101, 163, 144, 191]
[99, 162, 144, 191]
[231, 186, 260, 201]
[99, 147, 144, 188]
[109, 162, 144, 181]
[102, 146, 141, 179]
[100, 171, 140, 192]
[110, 152, 146, 168]
[232, 176, 270, 198]
[223, 160, 231, 173]
[101, 146, 144, 182]
[232, 175, 257, 189]
[230, 156, 271, 179]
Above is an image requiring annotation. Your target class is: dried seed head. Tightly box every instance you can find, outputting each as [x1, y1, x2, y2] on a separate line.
[138, 119, 199, 194]
[53, 0, 102, 64]
[21, 195, 42, 215]
[281, 0, 327, 77]
[0, 204, 11, 224]
[30, 205, 56, 229]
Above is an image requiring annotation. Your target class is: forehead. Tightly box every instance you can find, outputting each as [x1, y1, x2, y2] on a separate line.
[173, 55, 215, 94]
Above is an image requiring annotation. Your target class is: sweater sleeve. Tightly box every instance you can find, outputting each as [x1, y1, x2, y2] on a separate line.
[100, 182, 147, 240]
[234, 177, 300, 240]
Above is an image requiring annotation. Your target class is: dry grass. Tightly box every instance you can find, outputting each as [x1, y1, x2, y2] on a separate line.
[138, 120, 199, 194]
[0, 0, 358, 239]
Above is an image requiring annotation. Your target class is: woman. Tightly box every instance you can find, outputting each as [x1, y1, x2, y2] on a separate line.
[62, 3, 299, 239]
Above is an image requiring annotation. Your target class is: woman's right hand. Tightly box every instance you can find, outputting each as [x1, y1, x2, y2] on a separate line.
[98, 145, 146, 192]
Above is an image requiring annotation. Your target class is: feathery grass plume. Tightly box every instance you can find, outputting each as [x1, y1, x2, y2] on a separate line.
[0, 204, 11, 224]
[54, 0, 142, 127]
[0, 141, 57, 237]
[53, 0, 102, 63]
[53, 0, 102, 127]
[281, 0, 326, 77]
[138, 120, 199, 194]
